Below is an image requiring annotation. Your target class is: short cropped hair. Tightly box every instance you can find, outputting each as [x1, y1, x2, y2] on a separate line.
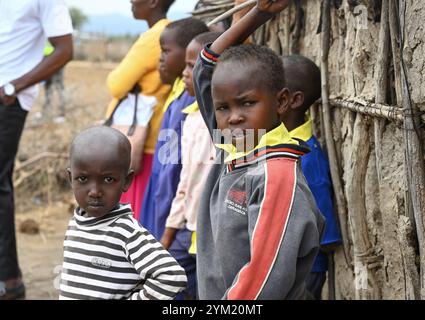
[193, 31, 222, 46]
[281, 55, 321, 111]
[165, 17, 209, 49]
[218, 44, 285, 93]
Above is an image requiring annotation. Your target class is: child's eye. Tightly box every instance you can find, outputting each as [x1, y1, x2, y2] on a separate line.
[215, 105, 228, 111]
[242, 101, 255, 107]
[104, 177, 116, 183]
[76, 176, 87, 183]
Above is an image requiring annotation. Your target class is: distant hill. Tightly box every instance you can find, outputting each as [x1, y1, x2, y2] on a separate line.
[82, 11, 190, 36]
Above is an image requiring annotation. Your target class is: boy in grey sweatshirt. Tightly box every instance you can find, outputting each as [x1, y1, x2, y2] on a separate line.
[193, 0, 325, 300]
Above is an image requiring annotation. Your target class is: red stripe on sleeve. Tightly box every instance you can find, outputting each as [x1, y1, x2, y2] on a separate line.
[202, 49, 218, 61]
[227, 158, 297, 300]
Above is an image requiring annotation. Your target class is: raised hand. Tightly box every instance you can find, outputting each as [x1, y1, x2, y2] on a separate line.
[256, 0, 292, 14]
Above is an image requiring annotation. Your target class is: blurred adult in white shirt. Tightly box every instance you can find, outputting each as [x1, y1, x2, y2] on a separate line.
[0, 0, 73, 300]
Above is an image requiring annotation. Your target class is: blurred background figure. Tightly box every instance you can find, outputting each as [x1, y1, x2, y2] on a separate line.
[0, 0, 73, 300]
[41, 41, 66, 123]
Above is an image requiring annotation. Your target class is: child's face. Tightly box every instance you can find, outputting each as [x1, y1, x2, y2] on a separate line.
[159, 28, 186, 85]
[212, 62, 289, 152]
[68, 154, 132, 218]
[183, 40, 203, 97]
[130, 0, 150, 20]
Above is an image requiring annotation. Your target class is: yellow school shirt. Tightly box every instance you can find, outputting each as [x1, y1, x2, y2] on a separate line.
[216, 123, 299, 163]
[163, 77, 185, 113]
[105, 19, 171, 154]
[289, 116, 313, 142]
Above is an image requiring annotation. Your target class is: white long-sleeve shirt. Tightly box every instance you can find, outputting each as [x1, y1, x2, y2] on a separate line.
[166, 105, 216, 232]
[59, 204, 187, 300]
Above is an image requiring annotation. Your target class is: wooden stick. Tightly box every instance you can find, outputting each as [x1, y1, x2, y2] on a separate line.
[327, 252, 336, 300]
[290, 0, 302, 54]
[399, 0, 425, 300]
[192, 3, 234, 15]
[374, 0, 390, 184]
[389, 0, 402, 106]
[15, 152, 68, 172]
[330, 99, 401, 121]
[397, 215, 421, 299]
[207, 0, 256, 27]
[348, 114, 381, 299]
[320, 0, 351, 267]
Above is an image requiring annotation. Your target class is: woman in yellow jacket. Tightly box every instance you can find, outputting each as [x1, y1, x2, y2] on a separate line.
[105, 0, 175, 220]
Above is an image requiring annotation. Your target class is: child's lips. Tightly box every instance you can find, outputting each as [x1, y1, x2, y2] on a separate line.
[231, 129, 247, 139]
[87, 202, 104, 208]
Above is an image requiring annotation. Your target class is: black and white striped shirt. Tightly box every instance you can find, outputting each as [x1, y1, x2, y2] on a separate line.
[59, 204, 187, 300]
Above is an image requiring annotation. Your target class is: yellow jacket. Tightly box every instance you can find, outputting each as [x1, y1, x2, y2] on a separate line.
[106, 19, 171, 154]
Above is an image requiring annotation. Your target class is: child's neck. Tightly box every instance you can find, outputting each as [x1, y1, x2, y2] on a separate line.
[284, 115, 306, 132]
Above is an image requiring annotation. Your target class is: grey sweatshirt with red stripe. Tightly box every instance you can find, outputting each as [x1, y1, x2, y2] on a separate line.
[193, 46, 325, 300]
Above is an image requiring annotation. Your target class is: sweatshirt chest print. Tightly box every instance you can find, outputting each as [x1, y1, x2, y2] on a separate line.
[225, 189, 248, 216]
[91, 257, 112, 269]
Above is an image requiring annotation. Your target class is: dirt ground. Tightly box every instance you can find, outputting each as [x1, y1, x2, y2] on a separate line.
[14, 61, 116, 299]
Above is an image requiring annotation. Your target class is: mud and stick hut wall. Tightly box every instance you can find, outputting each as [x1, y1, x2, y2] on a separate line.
[194, 0, 425, 299]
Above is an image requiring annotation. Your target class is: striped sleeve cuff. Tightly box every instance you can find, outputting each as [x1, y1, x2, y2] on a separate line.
[200, 43, 220, 66]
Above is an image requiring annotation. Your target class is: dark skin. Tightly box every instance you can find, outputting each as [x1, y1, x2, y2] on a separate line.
[280, 57, 322, 131]
[182, 39, 204, 97]
[159, 28, 187, 85]
[212, 62, 289, 151]
[0, 35, 73, 105]
[130, 0, 169, 28]
[280, 90, 306, 132]
[68, 128, 134, 218]
[210, 1, 290, 55]
[208, 0, 291, 152]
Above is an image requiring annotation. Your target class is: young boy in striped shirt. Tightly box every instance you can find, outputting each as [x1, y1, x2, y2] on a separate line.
[59, 126, 187, 300]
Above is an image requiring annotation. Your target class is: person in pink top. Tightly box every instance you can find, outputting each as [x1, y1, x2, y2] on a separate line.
[160, 31, 221, 300]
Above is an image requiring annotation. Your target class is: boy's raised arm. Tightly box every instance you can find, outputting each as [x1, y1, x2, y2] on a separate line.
[194, 0, 290, 137]
[210, 0, 291, 54]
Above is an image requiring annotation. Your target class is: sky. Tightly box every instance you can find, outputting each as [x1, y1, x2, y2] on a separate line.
[65, 0, 198, 17]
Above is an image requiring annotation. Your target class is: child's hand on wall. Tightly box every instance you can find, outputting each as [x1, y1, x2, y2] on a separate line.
[256, 0, 291, 14]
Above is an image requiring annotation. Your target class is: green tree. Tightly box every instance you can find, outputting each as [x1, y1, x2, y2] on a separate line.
[69, 7, 88, 31]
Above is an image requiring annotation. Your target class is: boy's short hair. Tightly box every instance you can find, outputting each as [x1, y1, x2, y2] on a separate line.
[70, 126, 131, 173]
[218, 44, 285, 93]
[161, 0, 175, 12]
[165, 17, 209, 49]
[193, 31, 222, 46]
[281, 55, 321, 111]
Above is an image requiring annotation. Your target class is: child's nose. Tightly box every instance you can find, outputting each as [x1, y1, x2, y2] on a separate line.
[228, 111, 244, 124]
[88, 184, 102, 198]
[182, 67, 190, 78]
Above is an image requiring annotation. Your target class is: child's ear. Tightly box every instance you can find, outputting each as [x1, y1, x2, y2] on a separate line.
[290, 91, 305, 110]
[149, 0, 159, 9]
[276, 87, 291, 115]
[67, 168, 72, 185]
[123, 170, 135, 192]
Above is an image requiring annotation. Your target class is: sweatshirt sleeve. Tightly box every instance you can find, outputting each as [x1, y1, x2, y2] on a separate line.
[224, 158, 323, 300]
[193, 45, 220, 138]
[125, 227, 187, 300]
